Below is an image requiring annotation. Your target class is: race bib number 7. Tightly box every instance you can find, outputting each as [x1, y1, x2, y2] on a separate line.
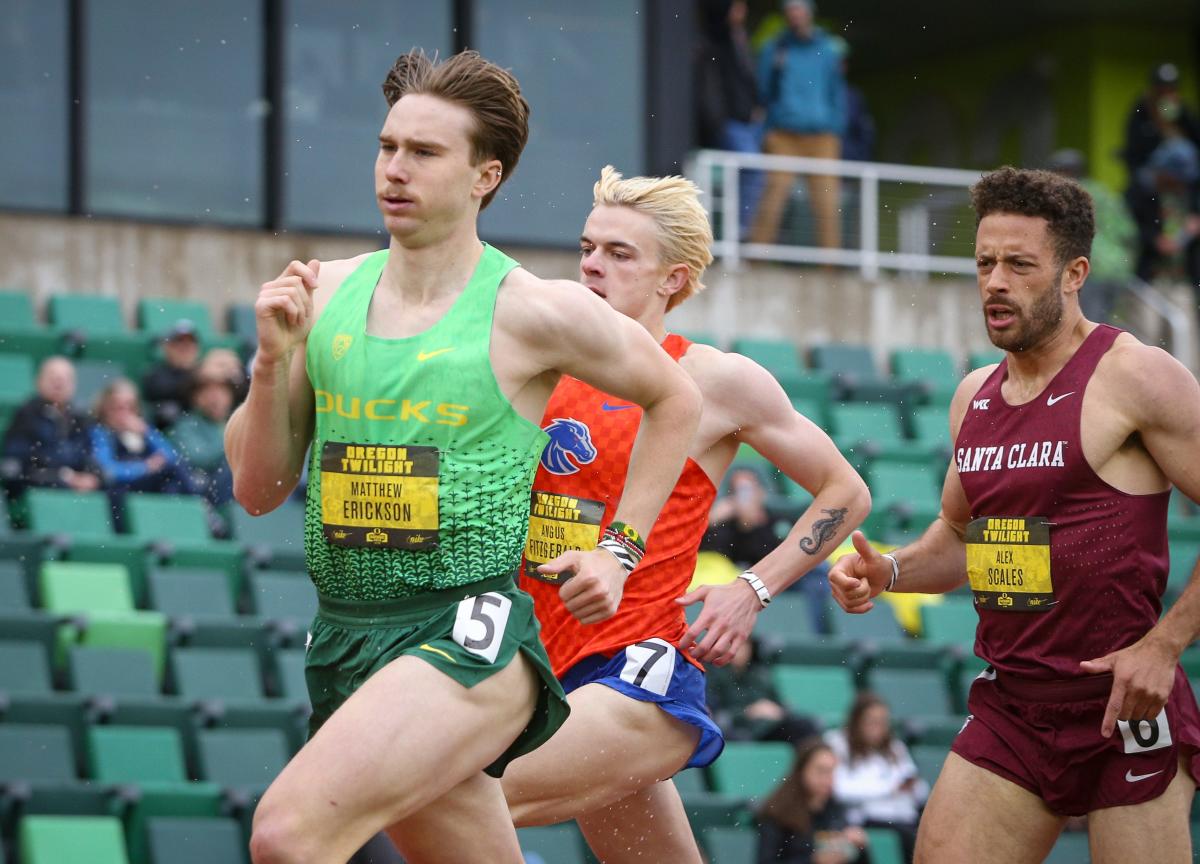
[320, 441, 440, 549]
[966, 516, 1054, 612]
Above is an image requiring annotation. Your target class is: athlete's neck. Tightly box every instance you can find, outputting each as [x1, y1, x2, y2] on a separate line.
[1004, 315, 1095, 392]
[634, 307, 669, 344]
[381, 223, 485, 307]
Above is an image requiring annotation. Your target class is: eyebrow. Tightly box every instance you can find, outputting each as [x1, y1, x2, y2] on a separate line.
[378, 135, 447, 151]
[580, 235, 639, 253]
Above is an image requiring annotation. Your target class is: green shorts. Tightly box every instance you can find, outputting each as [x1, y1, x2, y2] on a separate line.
[305, 573, 569, 778]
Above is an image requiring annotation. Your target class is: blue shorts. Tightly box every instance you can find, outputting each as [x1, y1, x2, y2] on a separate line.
[559, 638, 725, 769]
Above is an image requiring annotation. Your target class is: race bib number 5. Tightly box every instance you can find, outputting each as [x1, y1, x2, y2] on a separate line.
[966, 516, 1054, 612]
[320, 442, 439, 549]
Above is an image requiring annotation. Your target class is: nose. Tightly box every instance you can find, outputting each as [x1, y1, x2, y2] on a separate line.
[384, 152, 410, 184]
[580, 249, 604, 278]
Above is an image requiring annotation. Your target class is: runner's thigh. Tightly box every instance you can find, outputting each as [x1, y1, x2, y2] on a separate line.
[915, 752, 1065, 864]
[385, 770, 525, 864]
[1087, 755, 1195, 864]
[576, 778, 703, 864]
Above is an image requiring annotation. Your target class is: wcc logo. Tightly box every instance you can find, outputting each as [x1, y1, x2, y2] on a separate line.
[540, 418, 597, 475]
[332, 334, 353, 361]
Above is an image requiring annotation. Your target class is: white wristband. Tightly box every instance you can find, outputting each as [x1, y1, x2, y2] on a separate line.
[738, 570, 771, 608]
[883, 553, 900, 592]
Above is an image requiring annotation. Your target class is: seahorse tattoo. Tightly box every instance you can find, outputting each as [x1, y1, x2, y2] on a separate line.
[799, 507, 848, 555]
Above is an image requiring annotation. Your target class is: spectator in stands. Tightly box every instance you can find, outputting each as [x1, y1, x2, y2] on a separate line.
[1122, 63, 1200, 186]
[1, 356, 100, 497]
[826, 692, 926, 863]
[749, 0, 846, 250]
[197, 347, 249, 406]
[92, 378, 195, 526]
[141, 319, 200, 428]
[757, 737, 868, 864]
[830, 37, 874, 163]
[703, 466, 831, 633]
[1047, 149, 1137, 323]
[696, 0, 764, 233]
[706, 635, 819, 744]
[1127, 136, 1200, 297]
[170, 370, 234, 508]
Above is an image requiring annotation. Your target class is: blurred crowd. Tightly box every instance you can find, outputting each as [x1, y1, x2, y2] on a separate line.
[1, 319, 247, 534]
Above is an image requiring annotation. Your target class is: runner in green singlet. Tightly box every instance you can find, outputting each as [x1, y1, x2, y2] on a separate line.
[225, 50, 701, 864]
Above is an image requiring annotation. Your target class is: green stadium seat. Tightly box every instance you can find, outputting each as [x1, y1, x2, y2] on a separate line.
[233, 501, 307, 570]
[810, 343, 914, 403]
[0, 353, 35, 409]
[137, 298, 214, 339]
[271, 648, 310, 705]
[147, 567, 237, 619]
[1043, 829, 1091, 863]
[903, 713, 967, 747]
[226, 303, 258, 349]
[921, 601, 978, 647]
[674, 767, 710, 796]
[830, 601, 907, 644]
[248, 572, 315, 626]
[752, 592, 821, 643]
[516, 824, 587, 864]
[40, 560, 135, 614]
[829, 403, 927, 466]
[676, 329, 720, 348]
[68, 646, 159, 697]
[0, 723, 77, 783]
[967, 350, 1003, 370]
[18, 815, 131, 864]
[87, 724, 188, 785]
[0, 290, 40, 330]
[0, 291, 62, 364]
[75, 613, 168, 682]
[48, 294, 129, 337]
[909, 404, 952, 453]
[891, 347, 958, 405]
[71, 359, 127, 411]
[147, 816, 249, 864]
[196, 727, 289, 792]
[865, 826, 906, 864]
[708, 740, 792, 799]
[171, 646, 265, 702]
[731, 337, 804, 375]
[868, 462, 942, 533]
[772, 664, 856, 728]
[0, 561, 31, 609]
[728, 443, 782, 492]
[0, 640, 54, 693]
[703, 826, 757, 863]
[776, 368, 834, 405]
[1169, 541, 1200, 598]
[122, 784, 226, 864]
[910, 743, 949, 788]
[868, 667, 955, 720]
[78, 333, 155, 380]
[124, 494, 244, 596]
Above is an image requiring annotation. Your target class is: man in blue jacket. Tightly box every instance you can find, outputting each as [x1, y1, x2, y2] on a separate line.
[749, 0, 847, 251]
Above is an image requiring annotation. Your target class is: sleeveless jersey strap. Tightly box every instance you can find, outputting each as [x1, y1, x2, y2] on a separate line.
[662, 333, 693, 362]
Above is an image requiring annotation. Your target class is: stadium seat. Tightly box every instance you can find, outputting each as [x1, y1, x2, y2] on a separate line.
[890, 347, 958, 405]
[1043, 829, 1091, 863]
[18, 815, 130, 864]
[71, 359, 127, 410]
[751, 592, 821, 643]
[920, 600, 978, 647]
[76, 613, 169, 682]
[0, 640, 54, 693]
[829, 601, 907, 644]
[271, 648, 310, 705]
[48, 294, 128, 337]
[171, 646, 265, 702]
[772, 664, 856, 728]
[1169, 541, 1200, 598]
[810, 343, 912, 403]
[137, 298, 214, 339]
[123, 494, 244, 596]
[68, 646, 159, 697]
[86, 725, 188, 784]
[0, 353, 35, 409]
[868, 462, 942, 533]
[0, 561, 31, 609]
[196, 727, 289, 793]
[703, 826, 757, 863]
[909, 404, 952, 453]
[147, 816, 249, 864]
[673, 767, 709, 796]
[147, 567, 237, 619]
[226, 303, 258, 349]
[967, 350, 1003, 370]
[829, 403, 927, 466]
[40, 560, 134, 614]
[708, 740, 792, 799]
[78, 333, 155, 380]
[232, 501, 307, 570]
[0, 723, 77, 784]
[0, 291, 61, 363]
[731, 337, 804, 375]
[865, 827, 906, 864]
[248, 571, 316, 625]
[516, 824, 587, 864]
[864, 651, 955, 720]
[910, 744, 950, 788]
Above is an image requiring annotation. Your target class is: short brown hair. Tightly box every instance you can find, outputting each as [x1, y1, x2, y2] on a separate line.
[969, 166, 1095, 265]
[382, 50, 529, 210]
[758, 737, 833, 835]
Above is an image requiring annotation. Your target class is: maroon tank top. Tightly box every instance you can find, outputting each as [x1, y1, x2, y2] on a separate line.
[954, 324, 1170, 679]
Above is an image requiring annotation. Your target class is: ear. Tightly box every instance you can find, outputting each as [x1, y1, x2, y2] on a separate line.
[660, 263, 690, 299]
[472, 158, 504, 201]
[1061, 255, 1090, 297]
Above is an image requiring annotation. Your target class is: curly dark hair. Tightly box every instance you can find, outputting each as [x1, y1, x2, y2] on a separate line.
[969, 166, 1095, 265]
[381, 50, 529, 210]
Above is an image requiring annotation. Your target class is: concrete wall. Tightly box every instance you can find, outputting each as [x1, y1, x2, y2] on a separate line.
[2, 212, 1192, 374]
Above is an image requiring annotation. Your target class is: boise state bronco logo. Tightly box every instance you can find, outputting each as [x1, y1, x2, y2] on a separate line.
[540, 418, 597, 475]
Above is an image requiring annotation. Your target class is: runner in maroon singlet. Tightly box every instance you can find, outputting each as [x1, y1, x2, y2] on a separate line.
[829, 166, 1200, 863]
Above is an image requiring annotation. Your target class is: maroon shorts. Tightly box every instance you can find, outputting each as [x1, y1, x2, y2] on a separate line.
[951, 665, 1200, 816]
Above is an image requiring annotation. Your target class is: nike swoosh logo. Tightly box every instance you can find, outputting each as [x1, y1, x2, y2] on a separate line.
[601, 402, 634, 411]
[1125, 769, 1164, 783]
[418, 643, 457, 663]
[1046, 391, 1075, 406]
[417, 348, 454, 362]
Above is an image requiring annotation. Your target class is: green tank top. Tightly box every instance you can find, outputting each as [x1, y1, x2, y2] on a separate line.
[304, 244, 548, 601]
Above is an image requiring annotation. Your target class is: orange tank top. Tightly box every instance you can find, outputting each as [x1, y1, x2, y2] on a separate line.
[520, 334, 717, 677]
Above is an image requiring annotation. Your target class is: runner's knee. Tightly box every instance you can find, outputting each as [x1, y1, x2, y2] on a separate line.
[249, 806, 317, 864]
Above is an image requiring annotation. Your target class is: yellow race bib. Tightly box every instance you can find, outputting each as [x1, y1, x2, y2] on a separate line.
[320, 442, 439, 550]
[523, 490, 604, 583]
[966, 516, 1054, 612]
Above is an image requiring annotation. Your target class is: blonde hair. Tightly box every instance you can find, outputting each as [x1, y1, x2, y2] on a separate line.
[592, 165, 714, 310]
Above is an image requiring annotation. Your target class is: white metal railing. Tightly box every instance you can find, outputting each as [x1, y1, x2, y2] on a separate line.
[1123, 278, 1197, 372]
[688, 148, 982, 280]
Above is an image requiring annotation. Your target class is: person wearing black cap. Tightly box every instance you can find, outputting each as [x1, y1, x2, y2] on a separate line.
[141, 318, 200, 429]
[1122, 63, 1200, 191]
